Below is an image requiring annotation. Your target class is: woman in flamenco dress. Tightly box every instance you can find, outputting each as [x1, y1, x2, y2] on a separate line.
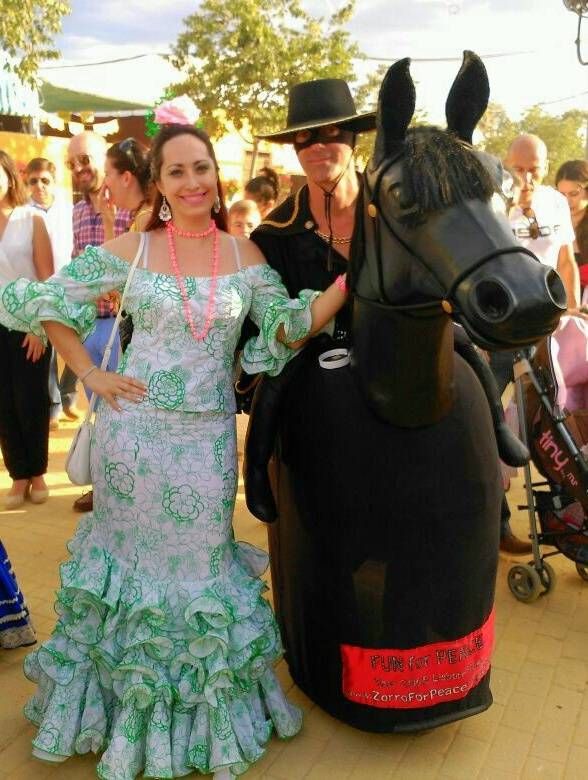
[0, 107, 347, 779]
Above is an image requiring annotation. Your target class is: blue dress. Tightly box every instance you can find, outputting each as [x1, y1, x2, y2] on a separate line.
[0, 540, 36, 649]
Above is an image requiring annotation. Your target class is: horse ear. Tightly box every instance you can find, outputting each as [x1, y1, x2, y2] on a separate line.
[445, 50, 489, 144]
[372, 58, 415, 168]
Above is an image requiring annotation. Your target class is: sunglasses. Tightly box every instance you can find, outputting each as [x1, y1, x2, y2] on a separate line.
[118, 137, 140, 169]
[28, 176, 52, 186]
[66, 153, 93, 171]
[514, 208, 554, 240]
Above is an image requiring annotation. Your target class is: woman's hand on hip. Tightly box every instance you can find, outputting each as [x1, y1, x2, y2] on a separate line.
[84, 369, 148, 411]
[22, 333, 45, 362]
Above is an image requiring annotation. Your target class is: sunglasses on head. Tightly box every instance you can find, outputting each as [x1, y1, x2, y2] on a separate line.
[66, 153, 92, 171]
[28, 176, 52, 186]
[118, 138, 140, 169]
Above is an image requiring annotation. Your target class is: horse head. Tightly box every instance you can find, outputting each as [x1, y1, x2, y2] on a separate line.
[350, 51, 566, 427]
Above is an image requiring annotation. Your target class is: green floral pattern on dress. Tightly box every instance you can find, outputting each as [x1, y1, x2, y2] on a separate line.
[148, 370, 186, 410]
[0, 242, 317, 408]
[0, 239, 310, 778]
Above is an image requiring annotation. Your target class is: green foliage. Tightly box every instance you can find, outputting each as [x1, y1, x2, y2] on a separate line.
[0, 0, 71, 87]
[169, 0, 361, 140]
[478, 102, 587, 185]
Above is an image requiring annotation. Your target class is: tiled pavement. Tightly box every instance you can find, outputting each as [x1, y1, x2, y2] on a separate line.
[1, 414, 587, 779]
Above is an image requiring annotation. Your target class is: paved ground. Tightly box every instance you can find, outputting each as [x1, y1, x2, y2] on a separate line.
[1, 414, 587, 779]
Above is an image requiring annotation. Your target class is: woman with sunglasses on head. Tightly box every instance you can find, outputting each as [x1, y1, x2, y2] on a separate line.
[0, 150, 54, 508]
[100, 138, 155, 352]
[100, 137, 154, 240]
[556, 159, 588, 294]
[0, 103, 347, 778]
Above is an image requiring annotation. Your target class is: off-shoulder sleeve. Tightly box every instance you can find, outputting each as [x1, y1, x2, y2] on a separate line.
[0, 245, 130, 342]
[241, 264, 320, 376]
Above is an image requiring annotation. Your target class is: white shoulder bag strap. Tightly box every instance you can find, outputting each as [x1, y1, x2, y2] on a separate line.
[83, 231, 146, 421]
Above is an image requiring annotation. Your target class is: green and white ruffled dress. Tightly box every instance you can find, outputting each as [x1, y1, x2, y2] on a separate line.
[0, 239, 318, 779]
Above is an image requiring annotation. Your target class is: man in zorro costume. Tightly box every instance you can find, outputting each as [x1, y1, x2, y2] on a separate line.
[243, 75, 530, 732]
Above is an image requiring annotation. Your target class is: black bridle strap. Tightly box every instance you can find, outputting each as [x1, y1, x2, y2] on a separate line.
[445, 244, 540, 301]
[364, 159, 542, 312]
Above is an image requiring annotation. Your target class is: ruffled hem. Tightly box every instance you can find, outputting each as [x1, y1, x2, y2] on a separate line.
[23, 538, 302, 779]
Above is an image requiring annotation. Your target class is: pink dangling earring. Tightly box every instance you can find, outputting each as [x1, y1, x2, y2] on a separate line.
[213, 195, 221, 214]
[159, 196, 172, 222]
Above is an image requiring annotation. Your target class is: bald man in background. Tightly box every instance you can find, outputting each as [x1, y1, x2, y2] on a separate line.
[491, 133, 580, 554]
[506, 133, 579, 306]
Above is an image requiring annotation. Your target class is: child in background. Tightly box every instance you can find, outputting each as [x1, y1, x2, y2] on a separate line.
[228, 199, 261, 239]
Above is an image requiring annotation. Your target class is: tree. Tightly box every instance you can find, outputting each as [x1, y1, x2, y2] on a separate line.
[170, 0, 361, 175]
[0, 1, 70, 87]
[476, 101, 517, 160]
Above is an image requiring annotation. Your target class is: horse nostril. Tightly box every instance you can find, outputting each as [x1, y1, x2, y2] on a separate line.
[545, 269, 567, 310]
[472, 279, 513, 322]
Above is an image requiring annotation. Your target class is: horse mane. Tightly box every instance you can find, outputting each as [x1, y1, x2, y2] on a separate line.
[401, 126, 496, 221]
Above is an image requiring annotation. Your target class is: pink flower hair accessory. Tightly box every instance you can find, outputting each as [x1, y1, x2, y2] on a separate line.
[146, 92, 203, 137]
[154, 95, 200, 126]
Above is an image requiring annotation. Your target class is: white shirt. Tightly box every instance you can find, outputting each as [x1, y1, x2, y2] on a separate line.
[509, 185, 575, 270]
[0, 206, 37, 281]
[29, 193, 73, 271]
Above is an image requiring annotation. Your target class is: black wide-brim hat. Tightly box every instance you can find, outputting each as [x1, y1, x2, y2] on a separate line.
[257, 78, 376, 144]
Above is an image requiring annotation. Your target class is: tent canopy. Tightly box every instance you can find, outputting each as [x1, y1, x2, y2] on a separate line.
[40, 82, 149, 114]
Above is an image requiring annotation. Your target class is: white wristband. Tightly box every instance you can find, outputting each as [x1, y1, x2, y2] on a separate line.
[318, 348, 350, 370]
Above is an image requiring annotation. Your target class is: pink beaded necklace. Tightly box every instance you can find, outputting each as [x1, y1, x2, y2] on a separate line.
[165, 219, 219, 342]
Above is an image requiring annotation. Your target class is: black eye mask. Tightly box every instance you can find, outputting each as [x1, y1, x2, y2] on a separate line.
[294, 127, 355, 152]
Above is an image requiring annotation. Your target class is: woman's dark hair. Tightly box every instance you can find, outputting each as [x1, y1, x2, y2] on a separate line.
[245, 166, 279, 206]
[0, 150, 27, 207]
[107, 138, 151, 195]
[25, 157, 56, 178]
[555, 159, 588, 264]
[145, 124, 228, 232]
[555, 159, 588, 188]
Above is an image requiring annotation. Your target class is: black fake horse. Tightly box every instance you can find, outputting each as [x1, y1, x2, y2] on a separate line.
[245, 52, 565, 732]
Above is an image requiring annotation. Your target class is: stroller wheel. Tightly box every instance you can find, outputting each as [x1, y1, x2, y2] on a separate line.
[508, 564, 542, 603]
[576, 562, 588, 582]
[538, 561, 556, 594]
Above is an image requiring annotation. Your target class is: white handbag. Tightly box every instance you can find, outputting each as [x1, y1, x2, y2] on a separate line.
[65, 233, 145, 485]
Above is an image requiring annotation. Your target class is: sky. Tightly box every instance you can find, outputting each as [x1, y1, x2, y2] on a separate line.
[39, 0, 588, 125]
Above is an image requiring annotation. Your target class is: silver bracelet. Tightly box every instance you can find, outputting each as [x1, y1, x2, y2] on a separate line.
[79, 365, 98, 383]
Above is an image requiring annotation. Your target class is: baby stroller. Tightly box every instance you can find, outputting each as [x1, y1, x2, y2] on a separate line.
[508, 315, 588, 602]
